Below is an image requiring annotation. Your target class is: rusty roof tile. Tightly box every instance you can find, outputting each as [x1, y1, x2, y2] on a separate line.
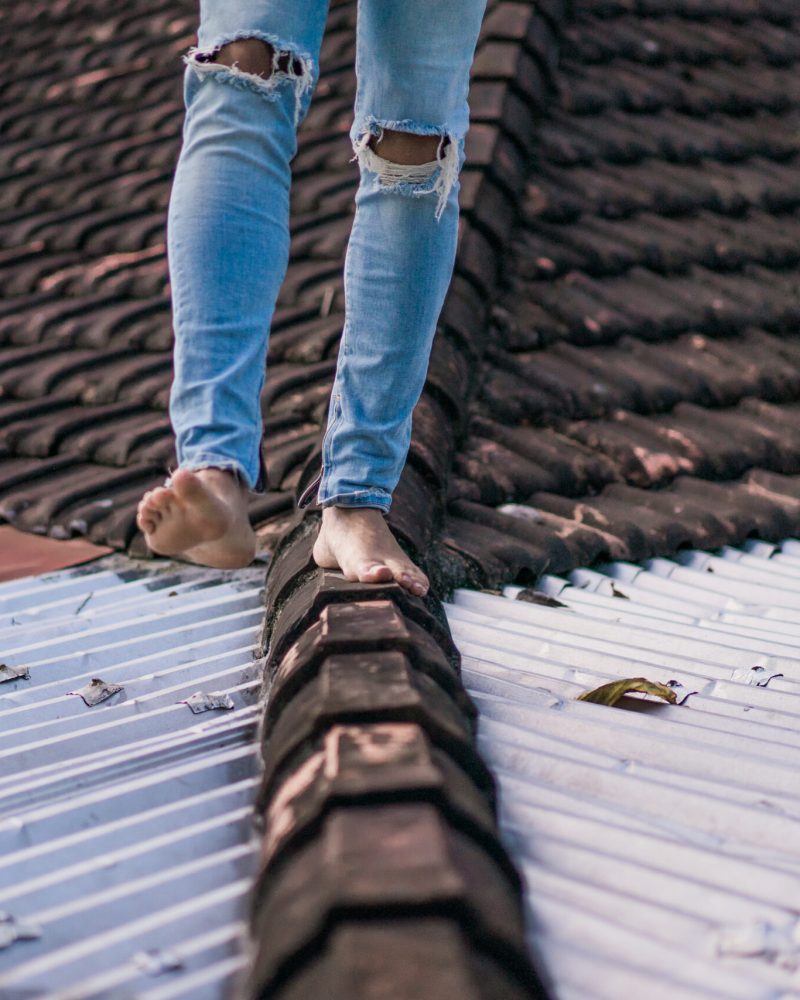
[249, 803, 532, 991]
[268, 919, 539, 1000]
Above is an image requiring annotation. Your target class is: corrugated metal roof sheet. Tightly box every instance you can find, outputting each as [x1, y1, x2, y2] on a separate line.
[448, 536, 800, 1000]
[9, 536, 800, 998]
[0, 554, 265, 999]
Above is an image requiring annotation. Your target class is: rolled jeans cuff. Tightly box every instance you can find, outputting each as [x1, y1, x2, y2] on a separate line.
[317, 488, 392, 513]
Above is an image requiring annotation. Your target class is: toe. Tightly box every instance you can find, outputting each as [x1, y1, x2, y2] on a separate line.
[392, 565, 429, 597]
[359, 562, 393, 584]
[149, 487, 174, 511]
[137, 510, 157, 534]
[137, 491, 165, 528]
[141, 492, 162, 516]
[386, 559, 426, 583]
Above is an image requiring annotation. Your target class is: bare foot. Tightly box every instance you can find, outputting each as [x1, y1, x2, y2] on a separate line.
[136, 468, 257, 569]
[312, 506, 429, 597]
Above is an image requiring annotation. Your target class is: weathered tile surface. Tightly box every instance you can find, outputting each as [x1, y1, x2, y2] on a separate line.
[0, 0, 538, 559]
[441, 0, 800, 588]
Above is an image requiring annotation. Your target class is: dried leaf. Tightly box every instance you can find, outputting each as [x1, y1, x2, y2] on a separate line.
[180, 691, 235, 714]
[0, 664, 30, 684]
[67, 678, 124, 707]
[577, 677, 678, 707]
[516, 589, 567, 608]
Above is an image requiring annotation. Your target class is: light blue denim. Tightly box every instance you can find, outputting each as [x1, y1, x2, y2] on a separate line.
[167, 0, 488, 512]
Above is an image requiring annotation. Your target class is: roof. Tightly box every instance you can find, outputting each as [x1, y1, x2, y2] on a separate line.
[4, 0, 800, 996]
[0, 554, 264, 997]
[439, 0, 800, 590]
[0, 0, 545, 558]
[453, 538, 800, 998]
[0, 526, 111, 582]
[0, 0, 348, 547]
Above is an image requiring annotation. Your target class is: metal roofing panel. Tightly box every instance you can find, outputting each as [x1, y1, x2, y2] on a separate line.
[0, 554, 265, 999]
[448, 538, 800, 998]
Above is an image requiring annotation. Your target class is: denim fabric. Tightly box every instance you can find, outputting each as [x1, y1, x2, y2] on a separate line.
[167, 0, 488, 512]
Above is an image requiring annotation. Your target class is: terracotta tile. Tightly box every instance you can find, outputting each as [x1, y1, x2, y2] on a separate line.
[0, 524, 112, 581]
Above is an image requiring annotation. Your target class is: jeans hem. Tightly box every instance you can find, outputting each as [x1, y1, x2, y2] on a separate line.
[317, 489, 392, 513]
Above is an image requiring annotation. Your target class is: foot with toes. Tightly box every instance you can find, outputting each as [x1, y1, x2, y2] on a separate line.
[137, 471, 428, 595]
[312, 505, 429, 597]
[136, 468, 257, 569]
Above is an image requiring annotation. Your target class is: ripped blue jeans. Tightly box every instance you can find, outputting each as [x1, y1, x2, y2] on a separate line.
[167, 0, 488, 512]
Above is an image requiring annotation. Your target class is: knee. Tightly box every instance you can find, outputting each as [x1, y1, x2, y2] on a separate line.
[183, 35, 315, 128]
[351, 124, 461, 222]
[368, 129, 442, 165]
[208, 38, 303, 80]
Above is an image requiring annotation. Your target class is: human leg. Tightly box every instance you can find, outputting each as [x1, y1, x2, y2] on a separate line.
[305, 0, 488, 592]
[137, 0, 329, 565]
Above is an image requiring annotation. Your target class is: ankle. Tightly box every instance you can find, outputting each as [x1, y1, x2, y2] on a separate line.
[323, 505, 384, 522]
[191, 467, 249, 498]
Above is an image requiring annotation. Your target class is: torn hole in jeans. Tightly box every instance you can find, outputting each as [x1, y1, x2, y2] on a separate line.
[184, 32, 314, 128]
[350, 124, 460, 223]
